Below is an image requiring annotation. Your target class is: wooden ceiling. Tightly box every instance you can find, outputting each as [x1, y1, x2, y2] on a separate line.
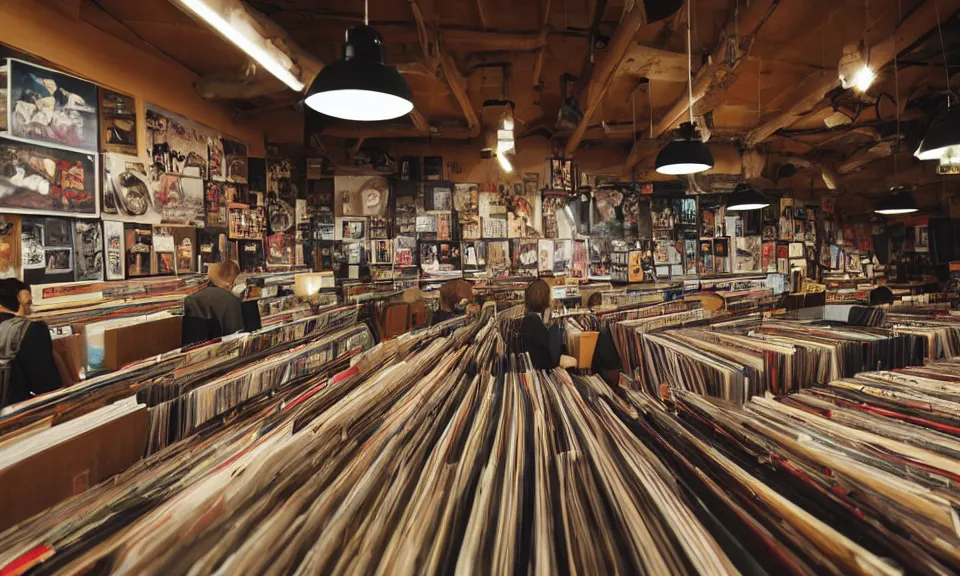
[60, 0, 960, 191]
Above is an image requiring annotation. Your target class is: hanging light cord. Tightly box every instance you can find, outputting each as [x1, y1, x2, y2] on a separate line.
[687, 0, 695, 125]
[365, 0, 369, 25]
[895, 0, 901, 175]
[934, 0, 951, 108]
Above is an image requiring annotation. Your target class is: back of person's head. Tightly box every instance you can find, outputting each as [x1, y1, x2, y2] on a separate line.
[0, 278, 29, 314]
[210, 258, 241, 291]
[870, 286, 895, 306]
[525, 279, 552, 315]
[587, 292, 603, 309]
[439, 279, 474, 312]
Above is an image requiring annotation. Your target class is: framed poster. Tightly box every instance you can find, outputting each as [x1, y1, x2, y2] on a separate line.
[99, 88, 137, 155]
[73, 220, 103, 282]
[124, 225, 154, 277]
[265, 233, 294, 267]
[336, 217, 366, 241]
[0, 216, 21, 280]
[145, 103, 215, 178]
[102, 152, 157, 223]
[151, 173, 204, 226]
[205, 181, 227, 227]
[222, 139, 248, 184]
[267, 158, 300, 234]
[22, 217, 74, 285]
[0, 135, 98, 217]
[334, 175, 390, 217]
[8, 59, 98, 151]
[207, 136, 225, 182]
[103, 220, 125, 280]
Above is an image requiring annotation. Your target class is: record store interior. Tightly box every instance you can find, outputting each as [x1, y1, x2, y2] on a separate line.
[7, 0, 960, 573]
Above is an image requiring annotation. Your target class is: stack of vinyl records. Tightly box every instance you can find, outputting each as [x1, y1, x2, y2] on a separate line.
[888, 311, 960, 360]
[3, 307, 960, 574]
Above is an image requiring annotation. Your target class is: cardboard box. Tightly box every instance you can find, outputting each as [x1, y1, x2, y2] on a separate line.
[0, 407, 147, 531]
[103, 316, 182, 371]
[571, 331, 599, 369]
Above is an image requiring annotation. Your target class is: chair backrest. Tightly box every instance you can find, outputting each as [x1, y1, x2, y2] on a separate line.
[409, 301, 427, 329]
[381, 302, 411, 340]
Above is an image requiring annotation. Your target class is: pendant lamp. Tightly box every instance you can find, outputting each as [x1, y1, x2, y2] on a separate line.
[914, 105, 960, 161]
[874, 186, 918, 215]
[655, 0, 713, 175]
[304, 2, 413, 121]
[726, 183, 769, 211]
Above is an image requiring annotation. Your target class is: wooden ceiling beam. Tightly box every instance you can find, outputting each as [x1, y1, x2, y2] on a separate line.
[564, 3, 649, 157]
[439, 53, 481, 136]
[531, 0, 552, 89]
[649, 0, 781, 139]
[745, 0, 960, 147]
[475, 0, 489, 29]
[409, 108, 430, 132]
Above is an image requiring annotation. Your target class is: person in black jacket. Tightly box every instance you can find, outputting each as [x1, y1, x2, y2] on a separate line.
[182, 258, 246, 346]
[520, 279, 572, 370]
[0, 278, 61, 407]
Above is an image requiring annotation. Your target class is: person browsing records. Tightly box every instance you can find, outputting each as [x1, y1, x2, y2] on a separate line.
[521, 280, 577, 370]
[0, 279, 62, 407]
[182, 258, 246, 346]
[431, 279, 475, 325]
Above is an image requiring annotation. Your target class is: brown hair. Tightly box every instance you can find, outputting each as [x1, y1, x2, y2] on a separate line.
[439, 279, 474, 311]
[587, 292, 603, 309]
[210, 258, 241, 290]
[524, 279, 552, 314]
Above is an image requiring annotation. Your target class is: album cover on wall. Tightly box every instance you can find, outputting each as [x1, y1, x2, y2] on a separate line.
[0, 136, 98, 218]
[334, 176, 389, 217]
[21, 217, 74, 285]
[124, 225, 154, 277]
[8, 59, 99, 151]
[173, 227, 197, 273]
[0, 216, 21, 280]
[267, 158, 300, 234]
[99, 88, 137, 155]
[103, 220, 124, 280]
[151, 173, 204, 226]
[102, 152, 157, 223]
[205, 181, 227, 228]
[266, 233, 294, 267]
[145, 103, 215, 178]
[73, 220, 103, 282]
[336, 218, 366, 241]
[207, 136, 225, 182]
[222, 139, 249, 184]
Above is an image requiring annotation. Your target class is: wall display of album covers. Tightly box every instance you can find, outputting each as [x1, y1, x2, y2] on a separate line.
[0, 135, 98, 218]
[8, 59, 99, 152]
[73, 220, 103, 282]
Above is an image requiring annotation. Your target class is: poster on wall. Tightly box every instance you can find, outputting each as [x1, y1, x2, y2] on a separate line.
[0, 216, 20, 280]
[21, 217, 74, 285]
[125, 225, 154, 277]
[334, 176, 389, 217]
[514, 239, 538, 275]
[266, 233, 294, 267]
[0, 136, 98, 217]
[207, 136, 225, 182]
[151, 173, 204, 226]
[103, 220, 124, 280]
[173, 227, 196, 273]
[145, 103, 215, 178]
[102, 152, 158, 223]
[8, 59, 98, 151]
[267, 158, 299, 234]
[205, 181, 227, 227]
[222, 139, 248, 184]
[73, 220, 103, 282]
[779, 197, 794, 241]
[734, 236, 761, 273]
[99, 88, 137, 155]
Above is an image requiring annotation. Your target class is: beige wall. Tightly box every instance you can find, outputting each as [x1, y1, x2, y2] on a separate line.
[0, 0, 266, 156]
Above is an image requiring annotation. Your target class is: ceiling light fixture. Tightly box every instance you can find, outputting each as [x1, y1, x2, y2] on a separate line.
[173, 0, 305, 91]
[304, 0, 413, 121]
[655, 0, 713, 175]
[726, 182, 770, 211]
[874, 186, 919, 215]
[915, 0, 959, 161]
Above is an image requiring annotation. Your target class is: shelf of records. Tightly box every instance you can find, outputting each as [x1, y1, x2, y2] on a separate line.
[0, 304, 373, 530]
[3, 306, 960, 574]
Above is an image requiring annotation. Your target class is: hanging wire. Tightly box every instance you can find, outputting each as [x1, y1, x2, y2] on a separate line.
[687, 0, 695, 125]
[894, 0, 901, 175]
[632, 87, 638, 160]
[649, 80, 654, 138]
[757, 56, 762, 123]
[934, 0, 952, 108]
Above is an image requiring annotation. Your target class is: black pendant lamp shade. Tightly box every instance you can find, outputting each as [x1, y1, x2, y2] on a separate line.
[655, 122, 714, 175]
[726, 183, 769, 211]
[304, 26, 414, 122]
[915, 106, 960, 161]
[874, 187, 919, 215]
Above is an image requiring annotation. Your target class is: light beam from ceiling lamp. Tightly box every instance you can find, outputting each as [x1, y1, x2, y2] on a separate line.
[655, 0, 714, 176]
[172, 0, 305, 92]
[304, 0, 413, 121]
